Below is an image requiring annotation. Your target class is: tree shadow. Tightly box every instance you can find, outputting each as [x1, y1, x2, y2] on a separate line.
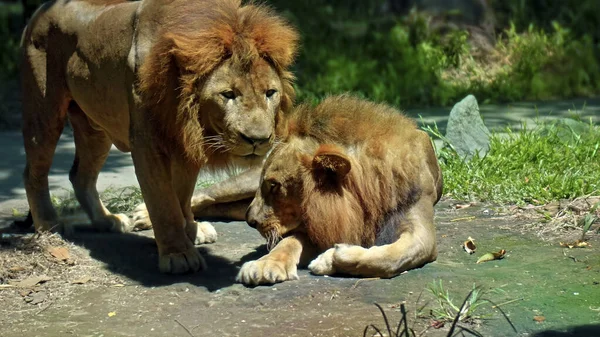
[532, 324, 600, 337]
[0, 219, 269, 292]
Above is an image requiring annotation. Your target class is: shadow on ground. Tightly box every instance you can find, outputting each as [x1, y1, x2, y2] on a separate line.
[532, 324, 600, 337]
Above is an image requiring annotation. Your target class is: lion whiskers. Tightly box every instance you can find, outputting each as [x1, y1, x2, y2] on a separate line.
[265, 229, 282, 251]
[203, 133, 232, 154]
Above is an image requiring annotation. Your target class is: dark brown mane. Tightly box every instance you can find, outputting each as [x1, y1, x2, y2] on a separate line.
[287, 96, 421, 250]
[138, 0, 298, 165]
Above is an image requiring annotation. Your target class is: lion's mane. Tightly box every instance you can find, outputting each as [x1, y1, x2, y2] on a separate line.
[138, 0, 298, 165]
[282, 96, 432, 251]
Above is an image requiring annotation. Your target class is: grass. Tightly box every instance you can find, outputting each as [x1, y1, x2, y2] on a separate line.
[424, 117, 600, 205]
[364, 281, 516, 337]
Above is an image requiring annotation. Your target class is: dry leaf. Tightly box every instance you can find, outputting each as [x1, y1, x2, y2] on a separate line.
[450, 216, 476, 222]
[431, 320, 445, 329]
[0, 284, 15, 289]
[112, 284, 125, 287]
[9, 266, 26, 272]
[72, 276, 91, 285]
[533, 315, 545, 322]
[463, 237, 477, 254]
[47, 246, 70, 261]
[456, 203, 472, 209]
[16, 275, 52, 288]
[559, 240, 589, 249]
[108, 311, 116, 317]
[19, 289, 32, 297]
[476, 249, 506, 264]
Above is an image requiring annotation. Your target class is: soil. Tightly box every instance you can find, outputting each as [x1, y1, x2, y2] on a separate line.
[1, 200, 599, 337]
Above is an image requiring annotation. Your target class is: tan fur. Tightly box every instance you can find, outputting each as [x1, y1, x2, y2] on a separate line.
[237, 95, 443, 285]
[20, 0, 297, 274]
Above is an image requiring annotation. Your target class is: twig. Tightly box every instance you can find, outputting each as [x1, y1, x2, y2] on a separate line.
[352, 277, 379, 289]
[450, 216, 476, 222]
[491, 297, 523, 309]
[35, 302, 54, 316]
[174, 319, 196, 337]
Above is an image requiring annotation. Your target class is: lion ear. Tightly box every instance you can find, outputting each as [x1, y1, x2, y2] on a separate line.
[312, 145, 351, 183]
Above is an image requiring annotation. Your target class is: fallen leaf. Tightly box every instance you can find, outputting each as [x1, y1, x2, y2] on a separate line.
[26, 291, 47, 305]
[463, 236, 477, 254]
[476, 249, 506, 264]
[47, 246, 70, 261]
[455, 203, 471, 209]
[9, 266, 26, 272]
[71, 276, 91, 285]
[0, 284, 15, 289]
[533, 315, 545, 322]
[112, 284, 125, 287]
[431, 320, 445, 329]
[16, 275, 52, 288]
[108, 311, 116, 317]
[559, 240, 589, 249]
[19, 289, 32, 297]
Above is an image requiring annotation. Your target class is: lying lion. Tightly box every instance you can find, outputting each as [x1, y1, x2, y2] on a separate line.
[20, 0, 297, 274]
[236, 95, 443, 285]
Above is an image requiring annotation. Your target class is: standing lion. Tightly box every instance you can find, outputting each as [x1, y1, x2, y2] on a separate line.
[20, 0, 297, 274]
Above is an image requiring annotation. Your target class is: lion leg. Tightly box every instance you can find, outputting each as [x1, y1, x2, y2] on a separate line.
[67, 103, 132, 233]
[309, 197, 438, 278]
[132, 146, 205, 274]
[236, 233, 318, 286]
[133, 166, 260, 229]
[170, 162, 216, 246]
[21, 51, 70, 233]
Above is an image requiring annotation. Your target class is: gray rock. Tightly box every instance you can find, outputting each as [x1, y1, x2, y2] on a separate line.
[445, 95, 490, 160]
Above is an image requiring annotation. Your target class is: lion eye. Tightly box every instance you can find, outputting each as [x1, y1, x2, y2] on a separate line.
[265, 89, 277, 98]
[268, 180, 280, 194]
[221, 90, 236, 100]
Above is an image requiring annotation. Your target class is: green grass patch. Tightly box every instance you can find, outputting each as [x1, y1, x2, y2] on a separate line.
[425, 117, 600, 205]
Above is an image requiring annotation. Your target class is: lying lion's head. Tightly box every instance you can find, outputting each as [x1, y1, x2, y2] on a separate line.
[139, 0, 298, 167]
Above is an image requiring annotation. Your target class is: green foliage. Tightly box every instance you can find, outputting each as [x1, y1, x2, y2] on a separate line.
[267, 0, 600, 107]
[428, 280, 486, 322]
[425, 117, 600, 205]
[0, 3, 21, 79]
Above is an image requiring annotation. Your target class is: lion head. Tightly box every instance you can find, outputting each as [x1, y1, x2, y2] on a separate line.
[139, 0, 298, 168]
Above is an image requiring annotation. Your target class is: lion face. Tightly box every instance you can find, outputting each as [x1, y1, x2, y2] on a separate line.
[246, 138, 353, 248]
[245, 140, 306, 245]
[199, 58, 283, 158]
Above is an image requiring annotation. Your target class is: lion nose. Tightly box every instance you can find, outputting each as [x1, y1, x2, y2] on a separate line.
[246, 208, 258, 228]
[240, 132, 271, 146]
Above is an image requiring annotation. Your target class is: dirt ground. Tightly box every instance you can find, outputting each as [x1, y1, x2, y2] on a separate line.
[1, 200, 599, 337]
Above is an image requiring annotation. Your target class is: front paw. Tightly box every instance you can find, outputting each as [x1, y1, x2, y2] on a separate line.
[308, 248, 336, 275]
[158, 246, 206, 274]
[132, 203, 152, 231]
[189, 221, 218, 244]
[236, 258, 298, 286]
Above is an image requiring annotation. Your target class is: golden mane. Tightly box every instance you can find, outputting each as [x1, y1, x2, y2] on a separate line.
[138, 0, 298, 165]
[286, 96, 422, 251]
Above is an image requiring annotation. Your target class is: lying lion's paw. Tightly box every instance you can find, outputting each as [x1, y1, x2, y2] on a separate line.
[308, 248, 336, 275]
[194, 221, 218, 244]
[236, 258, 298, 286]
[331, 244, 367, 266]
[158, 247, 206, 274]
[94, 213, 133, 233]
[132, 203, 152, 231]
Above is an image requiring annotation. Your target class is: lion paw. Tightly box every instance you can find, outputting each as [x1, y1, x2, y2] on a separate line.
[158, 247, 206, 274]
[236, 258, 298, 286]
[193, 221, 217, 244]
[132, 203, 153, 231]
[308, 248, 337, 275]
[92, 213, 132, 233]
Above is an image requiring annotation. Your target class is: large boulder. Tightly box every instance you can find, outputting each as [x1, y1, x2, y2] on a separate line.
[445, 95, 490, 160]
